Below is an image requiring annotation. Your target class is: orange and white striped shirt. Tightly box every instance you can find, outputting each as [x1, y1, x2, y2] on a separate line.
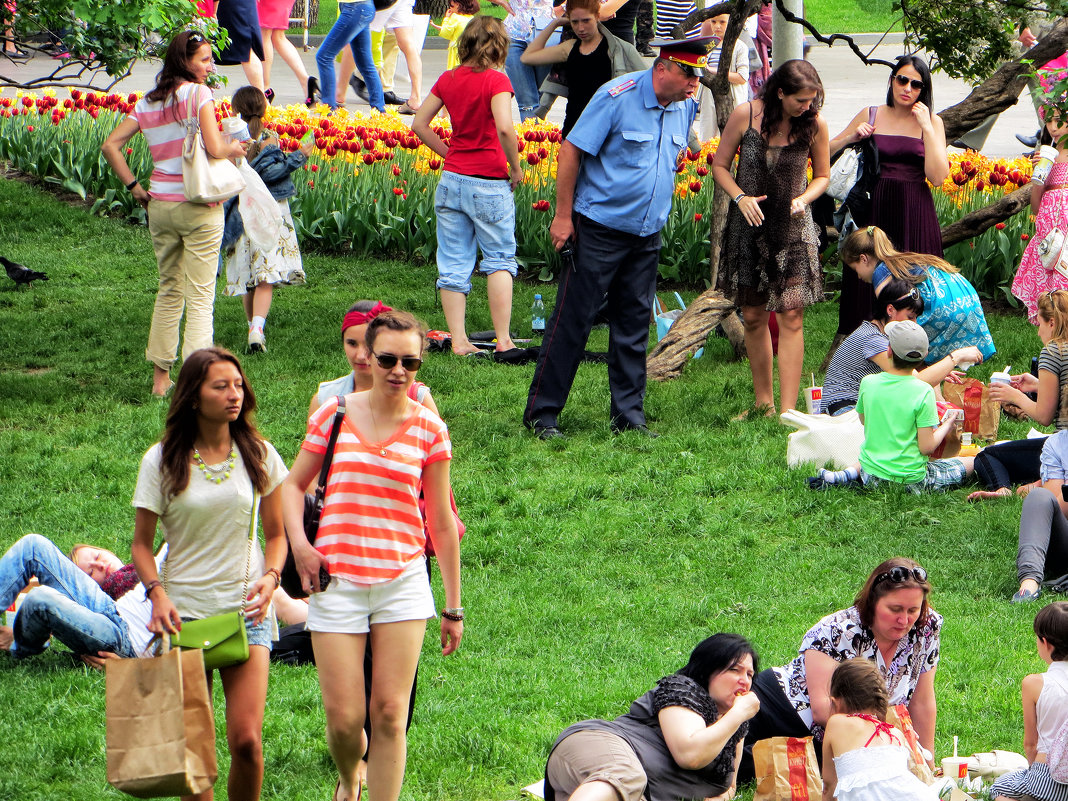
[303, 396, 452, 584]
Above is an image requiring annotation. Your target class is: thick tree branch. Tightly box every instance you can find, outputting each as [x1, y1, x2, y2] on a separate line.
[647, 290, 739, 380]
[940, 185, 1033, 247]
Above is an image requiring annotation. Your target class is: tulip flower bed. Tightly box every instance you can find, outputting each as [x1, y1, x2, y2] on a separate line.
[934, 152, 1037, 304]
[0, 90, 1040, 289]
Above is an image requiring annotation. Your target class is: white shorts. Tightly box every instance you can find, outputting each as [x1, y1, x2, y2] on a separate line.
[305, 556, 434, 634]
[370, 0, 415, 32]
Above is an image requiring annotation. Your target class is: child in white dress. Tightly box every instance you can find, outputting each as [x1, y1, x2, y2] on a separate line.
[821, 659, 938, 801]
[992, 602, 1068, 801]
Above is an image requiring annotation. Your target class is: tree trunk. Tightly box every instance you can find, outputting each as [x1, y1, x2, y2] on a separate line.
[289, 0, 319, 28]
[415, 0, 448, 18]
[647, 290, 739, 380]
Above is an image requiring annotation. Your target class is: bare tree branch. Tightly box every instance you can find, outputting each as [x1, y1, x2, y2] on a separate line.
[940, 185, 1034, 247]
[769, 0, 898, 69]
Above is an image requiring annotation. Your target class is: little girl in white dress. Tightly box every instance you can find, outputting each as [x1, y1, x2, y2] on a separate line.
[821, 658, 939, 801]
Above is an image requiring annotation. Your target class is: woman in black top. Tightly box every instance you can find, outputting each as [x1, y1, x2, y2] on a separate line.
[521, 0, 630, 136]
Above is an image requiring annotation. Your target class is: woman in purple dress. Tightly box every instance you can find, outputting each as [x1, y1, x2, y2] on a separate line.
[830, 55, 949, 337]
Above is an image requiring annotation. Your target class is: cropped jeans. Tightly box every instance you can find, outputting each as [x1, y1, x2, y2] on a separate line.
[1017, 487, 1068, 584]
[317, 0, 385, 112]
[1, 534, 133, 658]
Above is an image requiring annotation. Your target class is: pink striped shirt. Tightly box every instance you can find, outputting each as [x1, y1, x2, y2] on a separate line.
[130, 83, 213, 202]
[303, 396, 452, 584]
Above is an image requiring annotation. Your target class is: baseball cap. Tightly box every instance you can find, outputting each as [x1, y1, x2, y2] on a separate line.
[885, 320, 929, 362]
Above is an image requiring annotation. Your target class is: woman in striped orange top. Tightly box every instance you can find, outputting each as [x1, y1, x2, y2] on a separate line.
[281, 310, 462, 801]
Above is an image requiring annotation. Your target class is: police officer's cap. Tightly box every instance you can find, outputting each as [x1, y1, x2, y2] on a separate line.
[650, 36, 715, 76]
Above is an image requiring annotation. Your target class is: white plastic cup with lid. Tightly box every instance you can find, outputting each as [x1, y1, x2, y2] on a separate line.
[941, 756, 969, 780]
[990, 366, 1012, 386]
[222, 117, 252, 143]
[1033, 145, 1058, 185]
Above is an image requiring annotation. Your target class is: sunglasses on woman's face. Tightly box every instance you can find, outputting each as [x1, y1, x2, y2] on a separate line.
[373, 352, 423, 371]
[894, 74, 924, 91]
[874, 565, 928, 587]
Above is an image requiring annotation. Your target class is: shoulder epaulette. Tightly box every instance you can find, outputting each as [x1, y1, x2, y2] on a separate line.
[607, 79, 637, 98]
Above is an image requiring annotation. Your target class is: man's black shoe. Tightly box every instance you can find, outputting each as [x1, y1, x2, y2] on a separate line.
[1016, 132, 1039, 148]
[612, 423, 659, 438]
[533, 424, 563, 440]
[349, 74, 369, 102]
[638, 45, 656, 57]
[382, 91, 406, 106]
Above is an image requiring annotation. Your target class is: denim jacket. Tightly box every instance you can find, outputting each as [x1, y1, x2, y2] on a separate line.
[221, 144, 307, 252]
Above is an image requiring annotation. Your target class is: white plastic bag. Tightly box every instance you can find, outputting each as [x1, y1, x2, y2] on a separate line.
[236, 160, 281, 255]
[780, 409, 864, 469]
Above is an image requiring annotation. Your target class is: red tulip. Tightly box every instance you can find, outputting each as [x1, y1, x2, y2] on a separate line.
[689, 180, 702, 192]
[694, 213, 703, 221]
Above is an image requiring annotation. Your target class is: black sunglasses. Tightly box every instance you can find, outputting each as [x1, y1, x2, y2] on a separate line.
[373, 352, 423, 372]
[874, 565, 928, 587]
[894, 74, 924, 91]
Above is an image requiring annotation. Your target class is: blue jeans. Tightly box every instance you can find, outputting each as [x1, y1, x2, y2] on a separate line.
[317, 1, 384, 112]
[506, 36, 556, 120]
[434, 172, 518, 294]
[1, 534, 133, 658]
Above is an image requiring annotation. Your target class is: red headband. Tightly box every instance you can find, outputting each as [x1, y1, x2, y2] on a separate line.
[341, 302, 392, 333]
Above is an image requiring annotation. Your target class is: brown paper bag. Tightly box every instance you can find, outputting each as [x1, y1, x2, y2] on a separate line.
[105, 645, 217, 798]
[886, 704, 935, 784]
[942, 378, 1000, 442]
[753, 736, 822, 801]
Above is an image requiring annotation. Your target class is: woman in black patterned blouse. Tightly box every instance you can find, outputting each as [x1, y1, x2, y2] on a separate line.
[544, 633, 760, 801]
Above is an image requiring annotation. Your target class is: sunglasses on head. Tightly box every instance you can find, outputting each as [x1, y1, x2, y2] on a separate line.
[373, 352, 423, 372]
[894, 74, 924, 91]
[874, 565, 928, 587]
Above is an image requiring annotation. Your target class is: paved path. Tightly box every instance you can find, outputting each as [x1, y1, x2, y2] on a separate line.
[2, 33, 1040, 156]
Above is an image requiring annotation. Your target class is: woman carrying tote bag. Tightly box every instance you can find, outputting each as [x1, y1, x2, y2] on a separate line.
[102, 31, 248, 398]
[131, 347, 288, 801]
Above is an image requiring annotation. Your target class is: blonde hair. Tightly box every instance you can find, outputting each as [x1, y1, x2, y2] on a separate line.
[458, 15, 509, 70]
[1038, 291, 1068, 344]
[839, 225, 958, 283]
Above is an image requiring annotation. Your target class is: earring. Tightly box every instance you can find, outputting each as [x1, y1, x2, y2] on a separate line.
[193, 403, 199, 410]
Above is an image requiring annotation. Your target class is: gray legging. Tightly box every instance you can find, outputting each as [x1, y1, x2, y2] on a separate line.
[1018, 487, 1068, 583]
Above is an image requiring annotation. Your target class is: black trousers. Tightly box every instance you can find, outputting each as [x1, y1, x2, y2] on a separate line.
[737, 668, 816, 784]
[974, 436, 1047, 491]
[524, 214, 661, 430]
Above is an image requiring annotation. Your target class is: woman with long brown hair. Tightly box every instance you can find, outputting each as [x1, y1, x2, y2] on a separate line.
[102, 31, 247, 397]
[713, 59, 830, 418]
[131, 346, 288, 801]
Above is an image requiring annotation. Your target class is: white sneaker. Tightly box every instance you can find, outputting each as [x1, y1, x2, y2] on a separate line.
[248, 327, 266, 353]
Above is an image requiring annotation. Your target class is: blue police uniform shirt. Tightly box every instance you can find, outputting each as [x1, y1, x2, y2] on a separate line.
[566, 68, 697, 237]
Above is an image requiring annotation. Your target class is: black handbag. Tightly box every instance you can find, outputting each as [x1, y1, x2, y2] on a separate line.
[834, 106, 881, 236]
[373, 0, 398, 9]
[281, 395, 346, 598]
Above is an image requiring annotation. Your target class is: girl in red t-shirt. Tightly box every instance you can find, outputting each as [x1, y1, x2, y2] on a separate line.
[412, 16, 524, 357]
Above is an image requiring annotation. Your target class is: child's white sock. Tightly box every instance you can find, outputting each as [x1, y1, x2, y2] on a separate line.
[818, 466, 860, 485]
[251, 315, 267, 331]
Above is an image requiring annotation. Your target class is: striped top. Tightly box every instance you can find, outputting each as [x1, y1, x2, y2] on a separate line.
[654, 0, 701, 39]
[821, 322, 888, 413]
[129, 82, 213, 202]
[302, 395, 452, 584]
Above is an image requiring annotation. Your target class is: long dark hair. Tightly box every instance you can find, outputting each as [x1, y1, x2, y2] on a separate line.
[676, 633, 759, 689]
[160, 347, 268, 499]
[145, 31, 209, 115]
[886, 55, 933, 112]
[1035, 601, 1068, 661]
[758, 59, 823, 148]
[829, 658, 889, 718]
[231, 86, 268, 158]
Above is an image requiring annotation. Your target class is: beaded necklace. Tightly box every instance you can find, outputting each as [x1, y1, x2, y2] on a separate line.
[193, 444, 236, 484]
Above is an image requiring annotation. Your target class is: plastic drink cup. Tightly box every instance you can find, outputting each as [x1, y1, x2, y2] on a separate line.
[1033, 145, 1058, 185]
[990, 371, 1012, 386]
[222, 117, 251, 143]
[941, 757, 969, 780]
[805, 385, 822, 414]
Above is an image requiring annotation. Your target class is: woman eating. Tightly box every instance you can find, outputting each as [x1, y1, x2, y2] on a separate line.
[545, 633, 760, 801]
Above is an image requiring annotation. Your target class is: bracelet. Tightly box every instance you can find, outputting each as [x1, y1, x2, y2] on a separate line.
[126, 178, 139, 191]
[732, 192, 746, 204]
[143, 580, 162, 598]
[441, 607, 464, 622]
[265, 568, 281, 589]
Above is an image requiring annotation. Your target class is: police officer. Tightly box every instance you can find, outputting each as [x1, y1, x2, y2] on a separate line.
[523, 38, 708, 440]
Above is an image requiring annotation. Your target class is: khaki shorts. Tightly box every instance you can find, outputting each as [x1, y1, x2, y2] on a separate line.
[546, 730, 648, 801]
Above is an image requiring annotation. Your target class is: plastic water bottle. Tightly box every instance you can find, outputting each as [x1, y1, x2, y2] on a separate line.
[532, 294, 545, 334]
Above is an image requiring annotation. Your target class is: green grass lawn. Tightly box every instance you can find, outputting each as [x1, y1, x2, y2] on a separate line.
[0, 174, 1051, 800]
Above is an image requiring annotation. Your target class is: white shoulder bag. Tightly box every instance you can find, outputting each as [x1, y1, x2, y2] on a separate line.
[182, 86, 245, 204]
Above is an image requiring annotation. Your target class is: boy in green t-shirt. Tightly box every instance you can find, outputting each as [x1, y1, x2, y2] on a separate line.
[809, 321, 975, 492]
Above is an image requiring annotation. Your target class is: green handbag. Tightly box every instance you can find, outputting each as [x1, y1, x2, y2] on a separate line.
[170, 611, 249, 671]
[167, 489, 258, 671]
